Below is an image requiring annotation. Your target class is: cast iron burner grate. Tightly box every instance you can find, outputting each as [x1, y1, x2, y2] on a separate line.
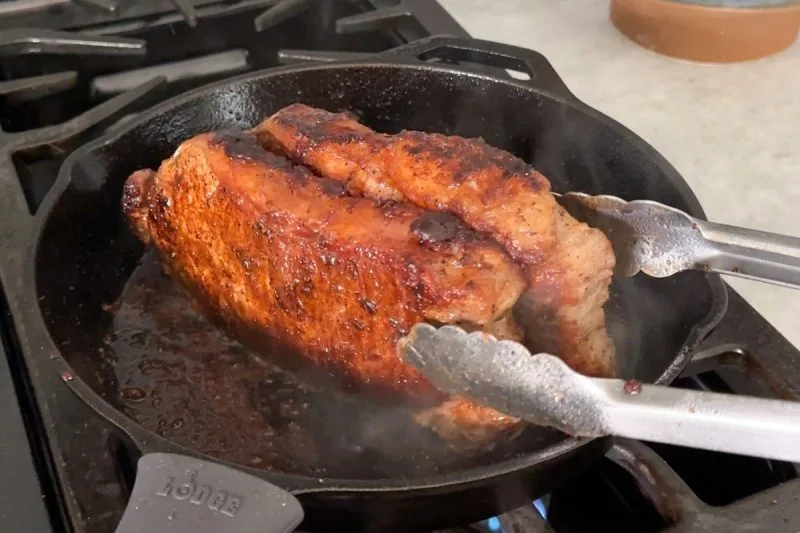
[1, 2, 800, 533]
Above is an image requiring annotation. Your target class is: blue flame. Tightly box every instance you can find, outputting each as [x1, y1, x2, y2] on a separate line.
[533, 498, 548, 519]
[483, 498, 548, 532]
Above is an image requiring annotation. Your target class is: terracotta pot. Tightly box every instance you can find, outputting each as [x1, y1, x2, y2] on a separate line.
[610, 0, 800, 62]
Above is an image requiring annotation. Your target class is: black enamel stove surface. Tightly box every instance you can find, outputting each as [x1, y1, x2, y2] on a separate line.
[1, 1, 800, 532]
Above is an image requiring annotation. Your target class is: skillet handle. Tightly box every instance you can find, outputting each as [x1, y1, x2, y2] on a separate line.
[378, 35, 577, 101]
[114, 453, 304, 533]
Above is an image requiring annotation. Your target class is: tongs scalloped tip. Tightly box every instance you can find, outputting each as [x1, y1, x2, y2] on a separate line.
[556, 191, 703, 280]
[399, 323, 606, 437]
[557, 191, 800, 288]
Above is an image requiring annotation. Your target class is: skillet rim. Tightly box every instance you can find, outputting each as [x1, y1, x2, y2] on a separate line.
[27, 59, 729, 493]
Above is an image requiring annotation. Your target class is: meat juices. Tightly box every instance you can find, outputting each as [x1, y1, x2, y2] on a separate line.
[122, 131, 528, 448]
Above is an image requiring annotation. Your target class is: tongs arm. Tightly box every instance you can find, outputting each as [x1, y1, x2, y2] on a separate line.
[592, 377, 800, 464]
[696, 219, 800, 288]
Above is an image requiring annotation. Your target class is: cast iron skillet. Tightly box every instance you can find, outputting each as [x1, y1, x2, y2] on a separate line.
[19, 36, 727, 532]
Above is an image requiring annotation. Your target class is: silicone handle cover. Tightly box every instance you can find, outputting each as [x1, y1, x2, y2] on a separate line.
[114, 453, 304, 533]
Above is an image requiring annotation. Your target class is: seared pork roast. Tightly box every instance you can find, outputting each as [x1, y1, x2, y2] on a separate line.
[122, 106, 616, 448]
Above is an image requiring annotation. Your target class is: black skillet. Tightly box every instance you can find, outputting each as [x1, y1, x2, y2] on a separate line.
[12, 35, 727, 533]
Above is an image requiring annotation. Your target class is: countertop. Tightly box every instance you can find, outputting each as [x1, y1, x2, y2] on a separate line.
[441, 0, 800, 349]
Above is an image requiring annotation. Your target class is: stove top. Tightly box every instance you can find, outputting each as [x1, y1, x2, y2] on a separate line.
[1, 1, 799, 532]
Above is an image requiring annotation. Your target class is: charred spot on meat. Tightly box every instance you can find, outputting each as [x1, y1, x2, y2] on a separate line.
[317, 177, 348, 197]
[411, 211, 463, 245]
[210, 131, 287, 167]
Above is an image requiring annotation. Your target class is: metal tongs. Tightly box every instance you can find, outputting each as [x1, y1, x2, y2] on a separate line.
[399, 194, 800, 462]
[556, 192, 800, 288]
[400, 324, 800, 463]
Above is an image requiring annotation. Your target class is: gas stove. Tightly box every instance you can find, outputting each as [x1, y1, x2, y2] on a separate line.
[1, 1, 799, 532]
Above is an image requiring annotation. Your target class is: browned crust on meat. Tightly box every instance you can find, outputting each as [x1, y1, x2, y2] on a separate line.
[413, 397, 523, 448]
[255, 104, 617, 378]
[516, 206, 616, 377]
[121, 131, 527, 412]
[122, 169, 156, 245]
[252, 105, 558, 264]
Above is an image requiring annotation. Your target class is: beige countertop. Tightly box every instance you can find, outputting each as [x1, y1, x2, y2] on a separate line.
[441, 0, 800, 348]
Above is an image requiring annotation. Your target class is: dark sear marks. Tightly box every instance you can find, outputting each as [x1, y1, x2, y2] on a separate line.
[211, 131, 289, 167]
[317, 177, 348, 197]
[399, 131, 539, 185]
[212, 130, 363, 200]
[411, 211, 463, 244]
[267, 108, 377, 151]
[211, 127, 498, 245]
